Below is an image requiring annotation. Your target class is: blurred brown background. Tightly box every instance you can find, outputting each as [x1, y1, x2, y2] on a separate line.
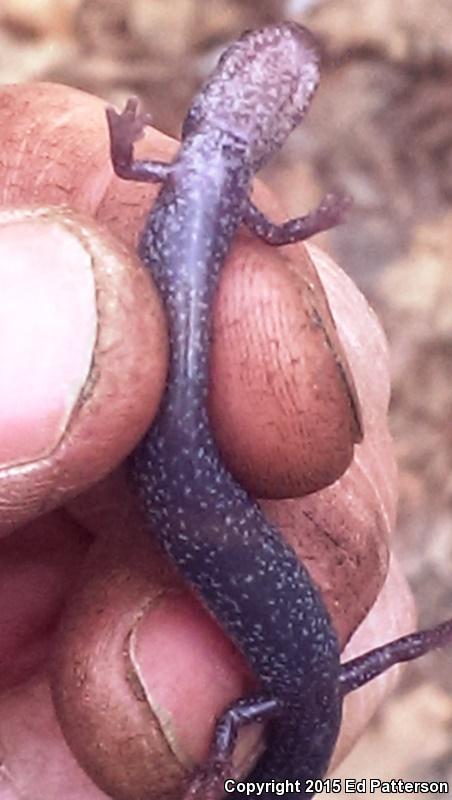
[1, 0, 451, 796]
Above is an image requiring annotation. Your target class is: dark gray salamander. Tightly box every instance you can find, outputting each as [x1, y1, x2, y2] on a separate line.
[106, 22, 452, 800]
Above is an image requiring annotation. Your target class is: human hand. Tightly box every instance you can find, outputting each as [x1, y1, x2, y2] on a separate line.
[0, 84, 415, 800]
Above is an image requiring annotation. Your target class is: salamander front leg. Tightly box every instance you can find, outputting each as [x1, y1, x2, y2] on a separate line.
[183, 696, 281, 800]
[106, 97, 172, 182]
[243, 193, 352, 245]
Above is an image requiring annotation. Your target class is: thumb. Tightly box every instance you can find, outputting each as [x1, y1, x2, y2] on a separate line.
[0, 206, 167, 535]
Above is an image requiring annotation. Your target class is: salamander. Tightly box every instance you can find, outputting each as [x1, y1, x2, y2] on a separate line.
[106, 22, 452, 800]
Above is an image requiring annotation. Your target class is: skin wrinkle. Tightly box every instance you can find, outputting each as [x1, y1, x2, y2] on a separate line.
[7, 122, 31, 196]
[300, 510, 361, 561]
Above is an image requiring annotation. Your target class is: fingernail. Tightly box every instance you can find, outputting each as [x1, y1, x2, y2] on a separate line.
[129, 594, 262, 769]
[0, 213, 97, 467]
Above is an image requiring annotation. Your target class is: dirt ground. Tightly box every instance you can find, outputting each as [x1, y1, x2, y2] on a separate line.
[1, 0, 451, 797]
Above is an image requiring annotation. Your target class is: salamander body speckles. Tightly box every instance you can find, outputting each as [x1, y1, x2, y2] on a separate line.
[107, 21, 351, 800]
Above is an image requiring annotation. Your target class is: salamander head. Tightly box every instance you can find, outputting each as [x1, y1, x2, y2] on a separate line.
[182, 23, 321, 172]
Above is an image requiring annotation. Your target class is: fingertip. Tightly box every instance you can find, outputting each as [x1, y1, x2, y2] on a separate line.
[211, 234, 365, 498]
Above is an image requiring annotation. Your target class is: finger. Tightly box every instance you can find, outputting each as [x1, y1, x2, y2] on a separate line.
[0, 676, 111, 800]
[210, 232, 363, 499]
[0, 206, 166, 534]
[0, 510, 90, 690]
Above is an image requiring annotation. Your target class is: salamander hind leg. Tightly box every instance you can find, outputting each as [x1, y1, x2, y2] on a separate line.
[105, 97, 171, 182]
[339, 617, 452, 695]
[183, 696, 281, 800]
[243, 192, 352, 246]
